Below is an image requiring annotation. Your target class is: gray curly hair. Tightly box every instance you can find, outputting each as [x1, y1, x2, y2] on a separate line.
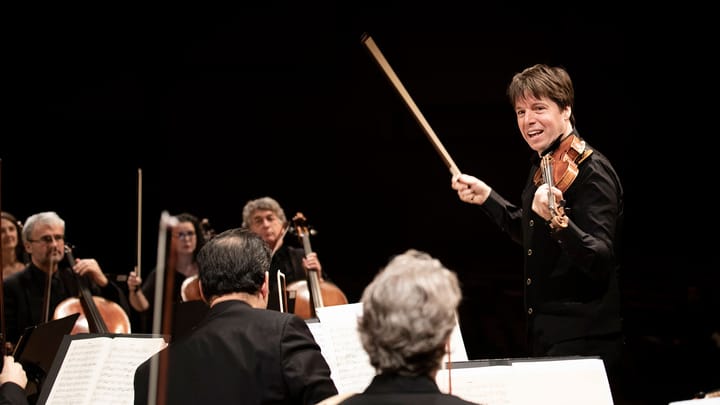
[358, 249, 462, 376]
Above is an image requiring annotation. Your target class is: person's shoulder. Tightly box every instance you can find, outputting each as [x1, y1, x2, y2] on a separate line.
[3, 267, 29, 285]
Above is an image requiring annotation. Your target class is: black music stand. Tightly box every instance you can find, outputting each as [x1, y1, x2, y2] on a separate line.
[12, 313, 80, 397]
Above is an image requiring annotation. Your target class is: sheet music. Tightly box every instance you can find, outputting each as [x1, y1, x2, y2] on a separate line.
[445, 317, 468, 364]
[311, 304, 611, 404]
[313, 303, 468, 394]
[314, 303, 375, 394]
[436, 358, 612, 405]
[42, 335, 167, 405]
[43, 338, 112, 405]
[89, 337, 168, 404]
[436, 365, 514, 405]
[506, 358, 613, 405]
[305, 321, 336, 369]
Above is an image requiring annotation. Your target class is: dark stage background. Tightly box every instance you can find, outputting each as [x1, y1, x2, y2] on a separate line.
[4, 3, 717, 404]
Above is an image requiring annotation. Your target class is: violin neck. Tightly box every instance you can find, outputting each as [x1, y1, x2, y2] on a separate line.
[541, 155, 558, 215]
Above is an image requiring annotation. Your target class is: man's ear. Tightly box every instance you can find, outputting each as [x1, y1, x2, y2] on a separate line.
[261, 271, 269, 299]
[260, 271, 270, 308]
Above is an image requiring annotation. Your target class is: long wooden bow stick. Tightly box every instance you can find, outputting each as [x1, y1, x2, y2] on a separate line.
[361, 33, 461, 176]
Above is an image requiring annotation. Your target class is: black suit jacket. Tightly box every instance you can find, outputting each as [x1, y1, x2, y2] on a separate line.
[339, 374, 478, 404]
[3, 263, 127, 345]
[0, 382, 29, 405]
[133, 300, 337, 405]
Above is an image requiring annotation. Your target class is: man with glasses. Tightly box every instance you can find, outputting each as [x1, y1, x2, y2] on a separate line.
[3, 211, 128, 347]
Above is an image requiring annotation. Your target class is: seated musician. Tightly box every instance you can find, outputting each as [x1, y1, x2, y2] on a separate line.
[319, 249, 475, 405]
[241, 196, 332, 312]
[133, 227, 337, 405]
[3, 211, 130, 348]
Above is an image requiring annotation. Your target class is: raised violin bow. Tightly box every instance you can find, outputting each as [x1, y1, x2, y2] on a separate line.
[361, 33, 461, 176]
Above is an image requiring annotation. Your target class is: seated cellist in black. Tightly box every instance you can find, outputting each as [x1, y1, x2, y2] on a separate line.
[3, 211, 130, 348]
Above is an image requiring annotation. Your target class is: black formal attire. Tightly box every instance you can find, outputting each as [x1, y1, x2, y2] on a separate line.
[339, 374, 478, 404]
[479, 131, 624, 371]
[266, 245, 308, 312]
[3, 263, 128, 345]
[133, 300, 338, 405]
[135, 267, 208, 337]
[0, 382, 29, 405]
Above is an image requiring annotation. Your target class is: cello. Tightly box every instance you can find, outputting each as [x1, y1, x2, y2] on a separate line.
[285, 212, 348, 319]
[53, 245, 131, 334]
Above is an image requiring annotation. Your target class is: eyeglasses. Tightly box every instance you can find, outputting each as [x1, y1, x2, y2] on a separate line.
[28, 234, 65, 244]
[174, 231, 196, 240]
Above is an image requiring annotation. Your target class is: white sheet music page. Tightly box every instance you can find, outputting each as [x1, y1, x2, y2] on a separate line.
[314, 303, 375, 394]
[313, 303, 469, 395]
[43, 336, 167, 405]
[436, 364, 514, 405]
[444, 315, 468, 364]
[43, 337, 112, 405]
[507, 358, 613, 405]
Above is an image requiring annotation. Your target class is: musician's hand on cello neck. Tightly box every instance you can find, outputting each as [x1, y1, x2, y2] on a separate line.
[451, 173, 492, 205]
[70, 257, 108, 287]
[302, 252, 323, 280]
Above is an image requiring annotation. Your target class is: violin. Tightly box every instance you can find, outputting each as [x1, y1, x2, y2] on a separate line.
[53, 245, 131, 334]
[285, 212, 348, 319]
[532, 132, 592, 193]
[533, 133, 593, 230]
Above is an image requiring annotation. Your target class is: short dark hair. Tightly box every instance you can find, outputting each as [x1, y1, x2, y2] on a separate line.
[197, 227, 271, 300]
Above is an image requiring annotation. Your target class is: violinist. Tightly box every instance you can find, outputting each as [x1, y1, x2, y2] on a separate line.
[3, 211, 129, 346]
[126, 212, 206, 333]
[451, 65, 625, 399]
[241, 197, 328, 312]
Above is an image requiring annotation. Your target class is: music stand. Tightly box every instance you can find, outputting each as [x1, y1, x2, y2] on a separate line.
[12, 313, 80, 392]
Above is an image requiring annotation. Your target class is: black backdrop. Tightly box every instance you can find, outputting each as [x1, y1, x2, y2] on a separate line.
[4, 3, 717, 403]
